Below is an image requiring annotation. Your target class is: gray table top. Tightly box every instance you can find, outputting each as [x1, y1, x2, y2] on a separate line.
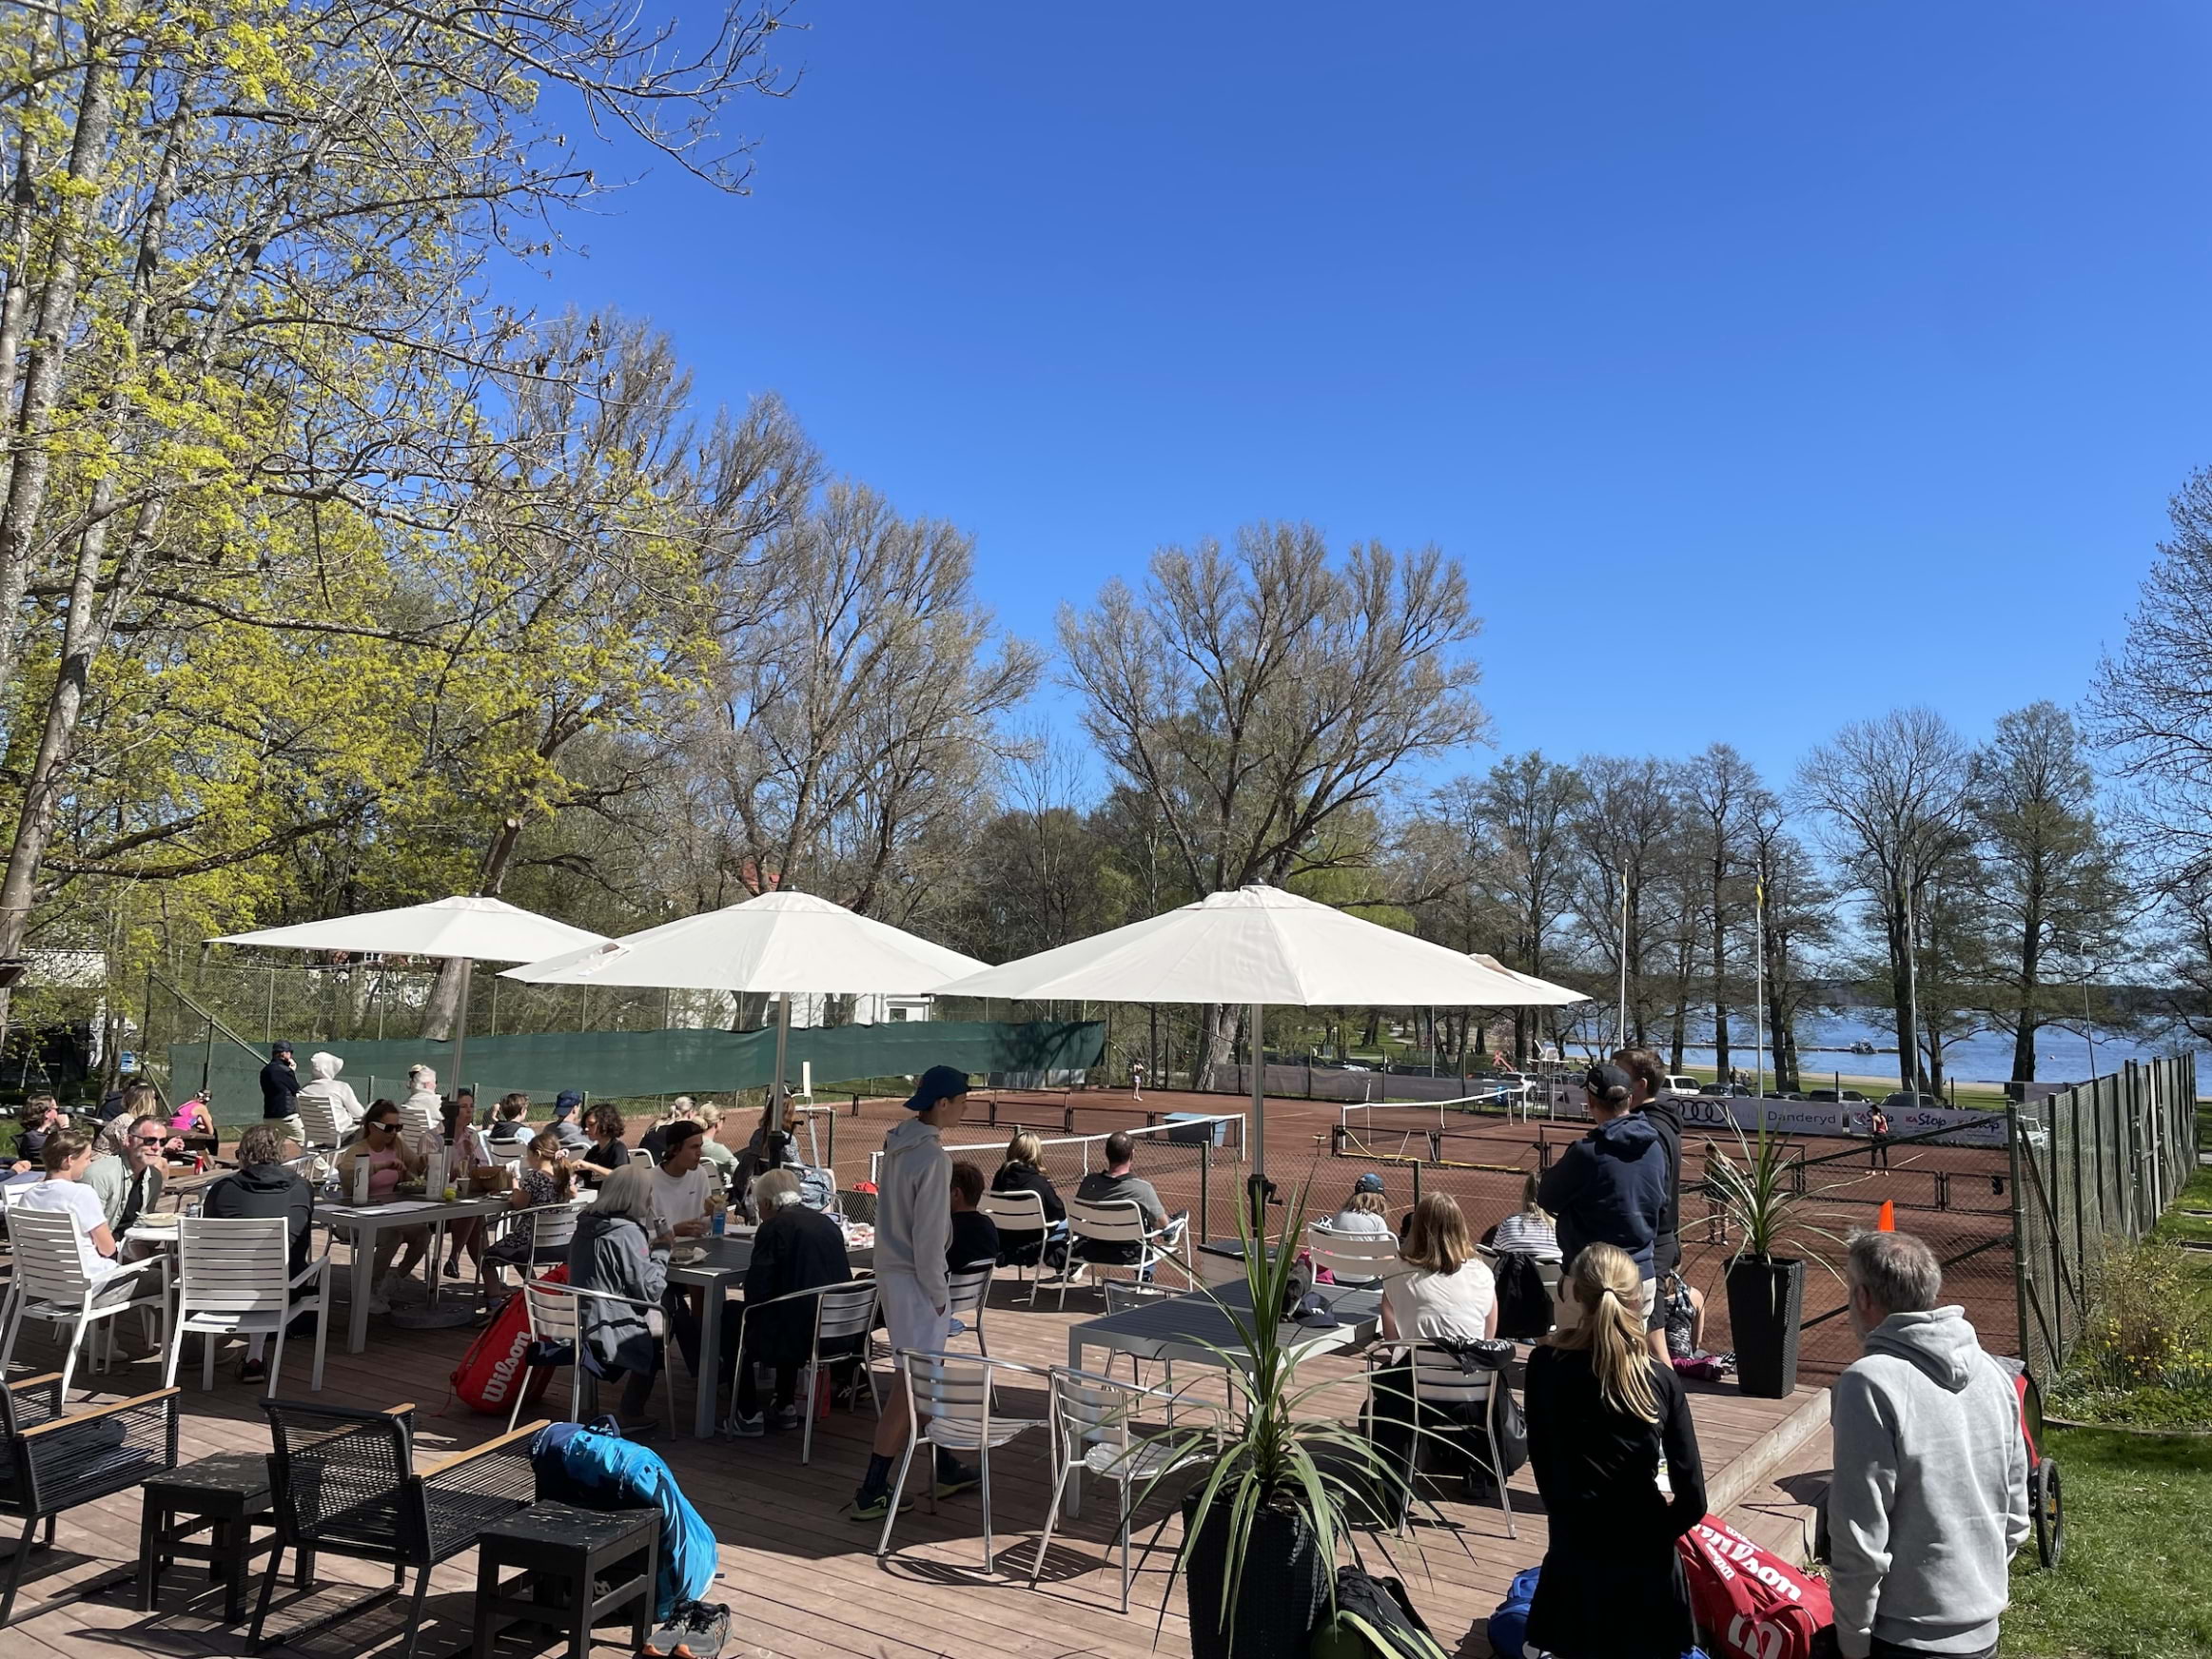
[1070, 1278, 1381, 1365]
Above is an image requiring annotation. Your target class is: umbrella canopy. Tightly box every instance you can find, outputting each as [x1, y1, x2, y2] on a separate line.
[1468, 953, 1590, 1006]
[499, 890, 985, 993]
[216, 895, 607, 964]
[934, 886, 1541, 1006]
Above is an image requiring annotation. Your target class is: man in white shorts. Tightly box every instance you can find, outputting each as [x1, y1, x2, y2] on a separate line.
[846, 1065, 974, 1523]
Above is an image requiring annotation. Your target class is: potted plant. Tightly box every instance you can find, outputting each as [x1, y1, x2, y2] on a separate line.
[1703, 1117, 1828, 1397]
[1136, 1189, 1416, 1658]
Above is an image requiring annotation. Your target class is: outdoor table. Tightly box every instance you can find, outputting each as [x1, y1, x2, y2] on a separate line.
[321, 1194, 511, 1352]
[665, 1230, 875, 1439]
[1060, 1278, 1381, 1516]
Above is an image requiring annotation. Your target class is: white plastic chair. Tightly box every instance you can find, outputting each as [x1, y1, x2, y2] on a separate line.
[1306, 1221, 1401, 1286]
[0, 1206, 170, 1397]
[1059, 1200, 1185, 1307]
[1365, 1342, 1516, 1537]
[480, 1200, 579, 1292]
[730, 1278, 880, 1461]
[165, 1217, 331, 1396]
[978, 1189, 1053, 1303]
[628, 1146, 656, 1169]
[1030, 1367, 1217, 1610]
[293, 1092, 352, 1152]
[486, 1140, 526, 1165]
[876, 1351, 1047, 1573]
[525, 1279, 681, 1434]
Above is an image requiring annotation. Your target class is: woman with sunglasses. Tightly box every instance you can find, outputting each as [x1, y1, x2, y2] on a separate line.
[336, 1099, 430, 1312]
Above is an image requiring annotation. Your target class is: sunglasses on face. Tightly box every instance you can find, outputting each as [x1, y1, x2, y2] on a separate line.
[133, 1134, 166, 1145]
[368, 1120, 398, 1133]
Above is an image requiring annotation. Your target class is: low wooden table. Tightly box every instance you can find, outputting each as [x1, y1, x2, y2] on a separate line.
[471, 1501, 658, 1659]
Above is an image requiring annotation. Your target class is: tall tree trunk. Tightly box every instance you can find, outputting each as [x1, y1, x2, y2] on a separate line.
[421, 817, 523, 1040]
[1711, 886, 1731, 1080]
[2012, 885, 2045, 1086]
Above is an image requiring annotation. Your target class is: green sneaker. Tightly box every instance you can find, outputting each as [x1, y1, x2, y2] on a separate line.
[844, 1489, 914, 1523]
[933, 1462, 982, 1499]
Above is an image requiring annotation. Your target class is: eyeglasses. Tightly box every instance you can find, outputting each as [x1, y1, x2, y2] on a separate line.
[367, 1120, 397, 1133]
[132, 1134, 166, 1144]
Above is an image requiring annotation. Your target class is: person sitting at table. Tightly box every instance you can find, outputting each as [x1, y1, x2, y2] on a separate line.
[639, 1098, 689, 1166]
[1070, 1130, 1183, 1278]
[725, 1166, 853, 1437]
[570, 1162, 671, 1438]
[167, 1090, 216, 1145]
[201, 1123, 317, 1382]
[15, 1130, 127, 1290]
[96, 1081, 179, 1160]
[1380, 1193, 1498, 1343]
[399, 1064, 444, 1142]
[1326, 1173, 1394, 1238]
[295, 1051, 365, 1143]
[9, 1093, 62, 1176]
[1490, 1174, 1563, 1261]
[548, 1090, 593, 1154]
[948, 1161, 999, 1270]
[440, 1091, 493, 1280]
[693, 1100, 739, 1190]
[486, 1092, 534, 1148]
[485, 1125, 577, 1282]
[84, 1115, 170, 1241]
[734, 1094, 801, 1206]
[335, 1100, 431, 1314]
[577, 1104, 629, 1188]
[649, 1121, 714, 1242]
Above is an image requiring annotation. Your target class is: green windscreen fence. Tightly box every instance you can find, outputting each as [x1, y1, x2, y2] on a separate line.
[168, 1019, 1104, 1126]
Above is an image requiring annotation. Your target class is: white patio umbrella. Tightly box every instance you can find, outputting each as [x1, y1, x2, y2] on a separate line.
[216, 895, 609, 1095]
[1468, 953, 1590, 1007]
[499, 891, 989, 1118]
[932, 886, 1552, 1187]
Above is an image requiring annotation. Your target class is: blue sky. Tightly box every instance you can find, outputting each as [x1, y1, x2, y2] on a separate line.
[513, 1, 2212, 793]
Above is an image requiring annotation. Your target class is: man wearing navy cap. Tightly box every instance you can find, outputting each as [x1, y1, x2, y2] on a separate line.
[260, 1041, 303, 1144]
[847, 1064, 978, 1522]
[1537, 1061, 1668, 1329]
[547, 1090, 592, 1155]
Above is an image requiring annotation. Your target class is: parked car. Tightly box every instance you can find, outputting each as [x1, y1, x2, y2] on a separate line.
[1660, 1075, 1702, 1097]
[1804, 1088, 1873, 1104]
[1880, 1091, 1942, 1112]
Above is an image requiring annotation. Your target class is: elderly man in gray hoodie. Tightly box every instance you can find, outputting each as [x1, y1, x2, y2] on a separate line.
[846, 1064, 979, 1523]
[1829, 1230, 2029, 1659]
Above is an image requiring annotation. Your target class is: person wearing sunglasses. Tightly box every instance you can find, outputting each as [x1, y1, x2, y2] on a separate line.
[335, 1100, 430, 1312]
[84, 1117, 173, 1243]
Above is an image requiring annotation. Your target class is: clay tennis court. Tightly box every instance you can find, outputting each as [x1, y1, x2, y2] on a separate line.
[832, 1083, 2021, 1380]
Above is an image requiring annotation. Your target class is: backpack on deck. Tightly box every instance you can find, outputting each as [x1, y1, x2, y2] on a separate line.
[1676, 1513, 1832, 1659]
[1485, 1566, 1542, 1659]
[449, 1265, 565, 1415]
[1492, 1251, 1554, 1341]
[1310, 1566, 1447, 1659]
[530, 1418, 716, 1621]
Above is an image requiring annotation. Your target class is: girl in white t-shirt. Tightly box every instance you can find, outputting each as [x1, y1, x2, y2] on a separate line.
[1381, 1192, 1497, 1342]
[15, 1131, 121, 1282]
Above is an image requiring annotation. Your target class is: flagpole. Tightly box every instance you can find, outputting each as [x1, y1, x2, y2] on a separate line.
[1616, 877, 1629, 1050]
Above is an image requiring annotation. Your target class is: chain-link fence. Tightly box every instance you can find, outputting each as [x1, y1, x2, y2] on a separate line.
[2011, 1055, 2199, 1386]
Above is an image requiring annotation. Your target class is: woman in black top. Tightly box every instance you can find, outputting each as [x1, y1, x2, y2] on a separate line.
[577, 1103, 628, 1188]
[989, 1129, 1065, 1267]
[1524, 1241, 1707, 1659]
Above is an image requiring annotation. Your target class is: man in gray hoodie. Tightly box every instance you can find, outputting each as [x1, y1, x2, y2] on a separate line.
[847, 1064, 978, 1522]
[1829, 1231, 2029, 1659]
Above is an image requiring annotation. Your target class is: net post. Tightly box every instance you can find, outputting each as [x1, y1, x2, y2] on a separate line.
[1200, 1138, 1212, 1246]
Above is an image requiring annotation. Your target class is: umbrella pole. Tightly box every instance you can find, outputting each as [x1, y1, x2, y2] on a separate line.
[773, 992, 792, 1125]
[450, 957, 473, 1109]
[1247, 1001, 1269, 1236]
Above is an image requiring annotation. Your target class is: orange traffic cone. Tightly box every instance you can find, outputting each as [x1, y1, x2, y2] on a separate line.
[1877, 1200, 1895, 1232]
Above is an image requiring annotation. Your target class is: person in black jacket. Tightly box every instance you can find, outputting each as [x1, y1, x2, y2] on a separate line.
[1524, 1242, 1707, 1659]
[201, 1122, 316, 1383]
[1615, 1047, 1684, 1361]
[1536, 1063, 1668, 1329]
[948, 1161, 999, 1270]
[726, 1166, 853, 1435]
[259, 1042, 302, 1137]
[989, 1130, 1065, 1267]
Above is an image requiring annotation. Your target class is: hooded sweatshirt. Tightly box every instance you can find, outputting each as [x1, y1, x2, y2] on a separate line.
[1637, 1094, 1684, 1276]
[875, 1114, 952, 1308]
[260, 1051, 301, 1122]
[203, 1161, 315, 1277]
[1535, 1111, 1667, 1273]
[1828, 1306, 2029, 1657]
[293, 1052, 363, 1138]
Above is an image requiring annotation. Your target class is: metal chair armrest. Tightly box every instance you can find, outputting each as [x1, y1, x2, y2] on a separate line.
[19, 1388, 179, 1513]
[287, 1252, 333, 1292]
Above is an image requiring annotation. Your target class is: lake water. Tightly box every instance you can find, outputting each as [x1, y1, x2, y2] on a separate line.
[1659, 1011, 2195, 1086]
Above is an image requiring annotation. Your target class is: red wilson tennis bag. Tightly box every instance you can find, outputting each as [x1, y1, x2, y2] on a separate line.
[1677, 1514, 1832, 1659]
[451, 1266, 566, 1415]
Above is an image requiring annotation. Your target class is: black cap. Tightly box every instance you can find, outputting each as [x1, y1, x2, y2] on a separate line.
[904, 1064, 970, 1111]
[1582, 1062, 1634, 1101]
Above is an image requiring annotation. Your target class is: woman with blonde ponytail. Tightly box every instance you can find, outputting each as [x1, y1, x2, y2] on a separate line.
[1522, 1243, 1708, 1658]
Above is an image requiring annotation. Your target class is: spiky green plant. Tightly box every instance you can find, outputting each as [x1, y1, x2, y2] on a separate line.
[1128, 1182, 1441, 1653]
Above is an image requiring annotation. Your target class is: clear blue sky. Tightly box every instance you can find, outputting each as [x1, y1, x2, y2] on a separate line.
[512, 1, 2212, 791]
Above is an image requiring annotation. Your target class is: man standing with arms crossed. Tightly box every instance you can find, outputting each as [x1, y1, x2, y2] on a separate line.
[847, 1065, 982, 1522]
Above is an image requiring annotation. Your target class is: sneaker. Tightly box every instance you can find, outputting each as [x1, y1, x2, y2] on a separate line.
[725, 1412, 765, 1437]
[366, 1292, 391, 1315]
[933, 1460, 982, 1499]
[616, 1415, 663, 1440]
[843, 1489, 913, 1522]
[646, 1600, 733, 1659]
[238, 1356, 268, 1384]
[771, 1402, 803, 1432]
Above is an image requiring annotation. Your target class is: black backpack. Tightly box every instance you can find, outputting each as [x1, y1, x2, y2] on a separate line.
[1309, 1565, 1448, 1659]
[1493, 1251, 1553, 1341]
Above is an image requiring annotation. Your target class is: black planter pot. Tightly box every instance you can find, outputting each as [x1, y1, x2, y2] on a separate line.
[1180, 1489, 1328, 1659]
[1726, 1255, 1805, 1398]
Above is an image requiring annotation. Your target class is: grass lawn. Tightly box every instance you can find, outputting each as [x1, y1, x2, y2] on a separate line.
[2004, 1428, 2212, 1659]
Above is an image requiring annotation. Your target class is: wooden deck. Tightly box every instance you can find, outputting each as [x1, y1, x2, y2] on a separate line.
[0, 1253, 1827, 1659]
